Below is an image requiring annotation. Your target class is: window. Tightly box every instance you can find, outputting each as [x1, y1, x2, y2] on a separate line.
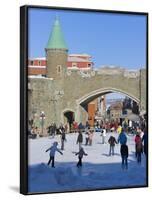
[38, 61, 41, 66]
[88, 63, 91, 68]
[57, 65, 62, 74]
[72, 63, 77, 68]
[30, 61, 34, 65]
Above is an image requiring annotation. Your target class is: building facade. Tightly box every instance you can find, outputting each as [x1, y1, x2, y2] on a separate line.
[28, 17, 147, 134]
[28, 54, 93, 76]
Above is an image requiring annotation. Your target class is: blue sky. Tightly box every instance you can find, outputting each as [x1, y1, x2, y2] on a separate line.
[28, 8, 147, 69]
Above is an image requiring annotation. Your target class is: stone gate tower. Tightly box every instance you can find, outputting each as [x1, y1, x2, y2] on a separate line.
[45, 17, 68, 79]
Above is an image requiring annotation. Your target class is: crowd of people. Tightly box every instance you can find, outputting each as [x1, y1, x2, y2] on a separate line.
[44, 122, 147, 170]
[28, 116, 147, 169]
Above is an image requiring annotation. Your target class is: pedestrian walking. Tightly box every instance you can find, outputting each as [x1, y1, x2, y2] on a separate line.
[45, 142, 63, 168]
[108, 135, 118, 156]
[120, 144, 128, 170]
[76, 131, 83, 150]
[75, 147, 88, 167]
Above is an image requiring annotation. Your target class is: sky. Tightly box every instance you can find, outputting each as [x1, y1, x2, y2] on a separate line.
[28, 7, 147, 69]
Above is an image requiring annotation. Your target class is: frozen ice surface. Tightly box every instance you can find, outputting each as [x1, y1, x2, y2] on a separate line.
[28, 132, 147, 193]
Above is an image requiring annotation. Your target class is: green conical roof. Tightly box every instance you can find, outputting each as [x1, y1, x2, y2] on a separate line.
[46, 17, 68, 49]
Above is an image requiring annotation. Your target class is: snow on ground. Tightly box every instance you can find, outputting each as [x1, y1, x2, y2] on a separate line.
[28, 132, 147, 193]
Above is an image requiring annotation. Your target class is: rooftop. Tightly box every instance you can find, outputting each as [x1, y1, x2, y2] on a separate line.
[46, 17, 68, 50]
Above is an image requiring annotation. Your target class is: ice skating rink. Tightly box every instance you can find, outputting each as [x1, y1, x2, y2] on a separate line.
[28, 132, 147, 193]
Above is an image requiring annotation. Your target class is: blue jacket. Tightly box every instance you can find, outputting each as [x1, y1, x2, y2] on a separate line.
[118, 132, 127, 145]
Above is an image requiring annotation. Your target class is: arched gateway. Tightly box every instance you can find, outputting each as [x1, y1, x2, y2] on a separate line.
[28, 17, 147, 129]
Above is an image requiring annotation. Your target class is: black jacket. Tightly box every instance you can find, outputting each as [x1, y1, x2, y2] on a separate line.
[77, 133, 83, 143]
[108, 136, 117, 146]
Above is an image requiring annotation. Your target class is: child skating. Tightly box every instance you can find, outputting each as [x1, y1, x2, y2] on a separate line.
[45, 141, 63, 168]
[75, 147, 88, 167]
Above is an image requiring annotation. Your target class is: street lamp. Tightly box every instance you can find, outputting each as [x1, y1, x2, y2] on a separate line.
[40, 111, 45, 135]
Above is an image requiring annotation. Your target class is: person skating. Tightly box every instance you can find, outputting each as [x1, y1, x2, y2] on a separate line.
[85, 130, 89, 146]
[108, 135, 118, 156]
[45, 142, 63, 167]
[75, 147, 88, 167]
[142, 128, 148, 157]
[117, 129, 127, 145]
[89, 130, 94, 146]
[76, 131, 83, 150]
[135, 134, 143, 163]
[101, 127, 106, 144]
[120, 144, 128, 170]
[60, 128, 66, 150]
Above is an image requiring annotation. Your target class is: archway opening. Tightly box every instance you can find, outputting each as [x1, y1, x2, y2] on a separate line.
[78, 89, 140, 129]
[64, 111, 75, 130]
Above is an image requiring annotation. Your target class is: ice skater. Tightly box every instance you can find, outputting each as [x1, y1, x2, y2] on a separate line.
[101, 127, 106, 144]
[88, 130, 94, 146]
[45, 141, 63, 168]
[118, 129, 127, 145]
[108, 135, 118, 156]
[120, 144, 128, 170]
[135, 133, 143, 163]
[85, 130, 89, 146]
[60, 129, 66, 150]
[76, 131, 83, 150]
[75, 147, 88, 167]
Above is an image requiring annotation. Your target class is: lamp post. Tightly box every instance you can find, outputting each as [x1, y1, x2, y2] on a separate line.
[40, 111, 45, 135]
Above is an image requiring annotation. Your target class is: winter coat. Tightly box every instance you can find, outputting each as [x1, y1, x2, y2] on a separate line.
[117, 126, 122, 134]
[135, 135, 143, 153]
[135, 135, 142, 145]
[89, 132, 93, 140]
[142, 133, 147, 155]
[76, 148, 87, 158]
[102, 129, 106, 137]
[108, 136, 117, 146]
[46, 143, 62, 157]
[77, 133, 83, 143]
[118, 132, 127, 145]
[61, 131, 66, 140]
[136, 142, 143, 153]
[120, 144, 128, 157]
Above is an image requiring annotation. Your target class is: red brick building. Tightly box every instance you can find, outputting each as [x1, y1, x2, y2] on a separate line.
[28, 54, 93, 76]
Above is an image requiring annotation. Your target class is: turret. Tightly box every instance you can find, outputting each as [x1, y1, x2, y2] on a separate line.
[45, 17, 68, 79]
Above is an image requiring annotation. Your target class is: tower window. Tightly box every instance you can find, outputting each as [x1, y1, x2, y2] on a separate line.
[57, 65, 62, 74]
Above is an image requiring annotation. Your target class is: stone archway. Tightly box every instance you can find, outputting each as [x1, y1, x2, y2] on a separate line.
[75, 87, 140, 123]
[63, 109, 75, 130]
[77, 87, 140, 106]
